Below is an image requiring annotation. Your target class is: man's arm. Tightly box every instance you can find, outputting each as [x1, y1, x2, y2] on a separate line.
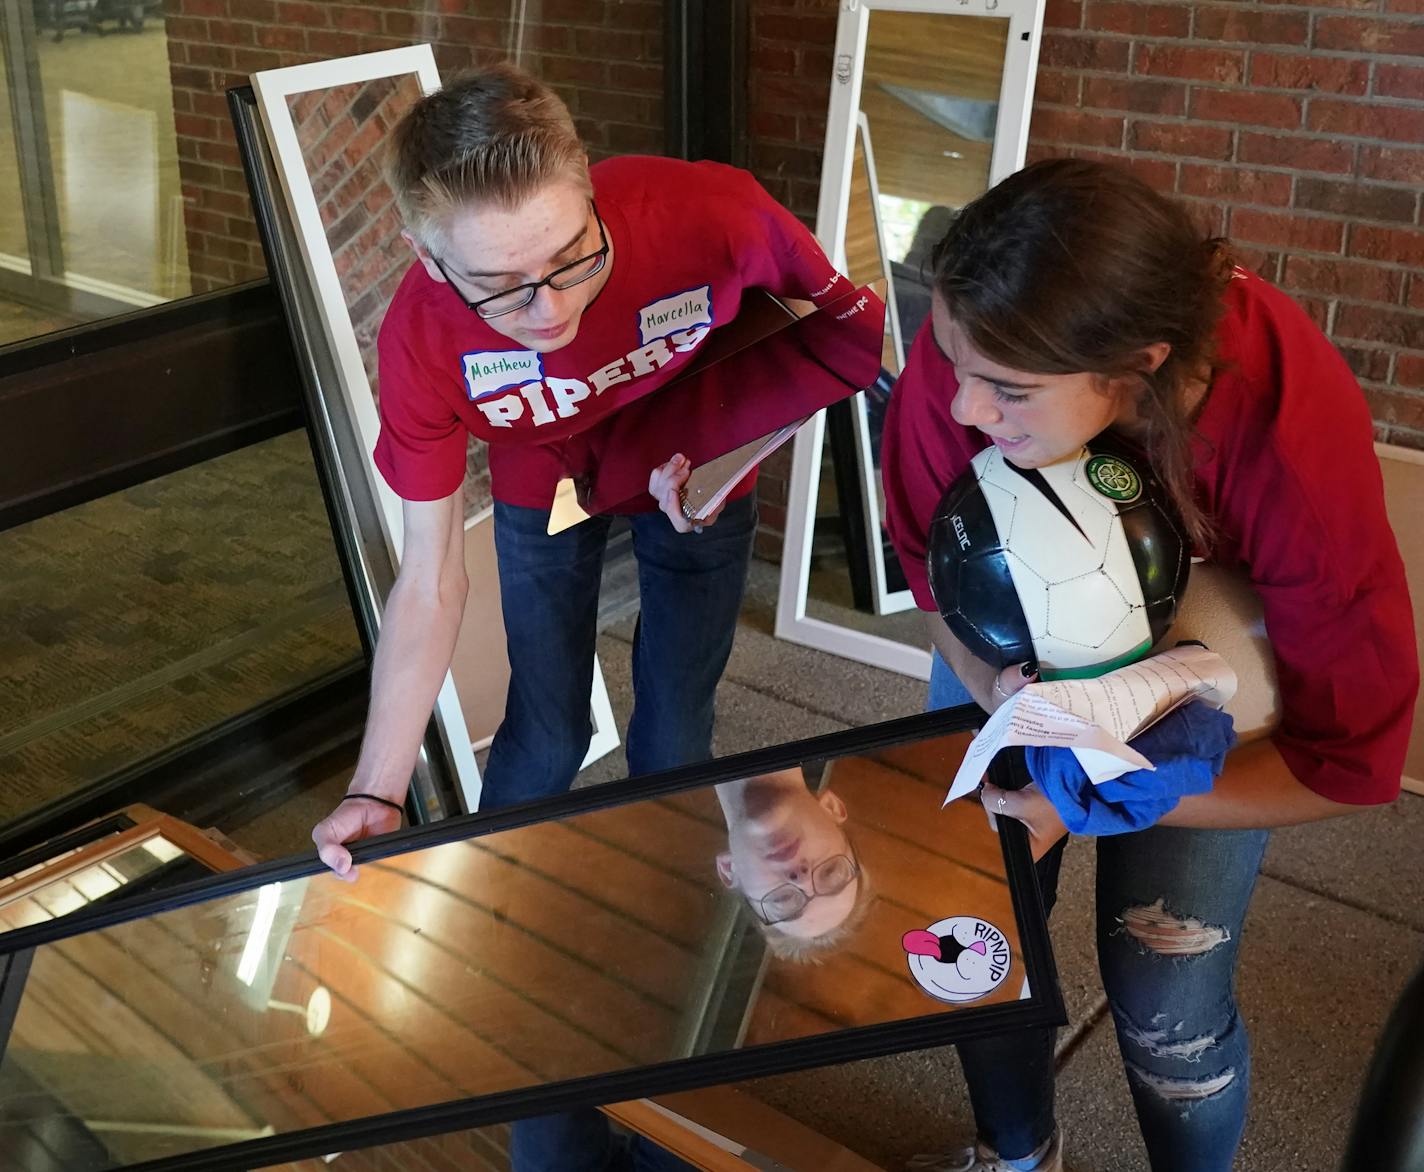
[313, 490, 468, 876]
[347, 490, 468, 799]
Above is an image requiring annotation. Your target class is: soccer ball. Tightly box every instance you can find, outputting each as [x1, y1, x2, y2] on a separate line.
[927, 430, 1190, 680]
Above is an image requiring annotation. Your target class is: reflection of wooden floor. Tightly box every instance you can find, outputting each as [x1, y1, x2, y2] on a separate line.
[0, 734, 1014, 1168]
[0, 790, 734, 1166]
[748, 732, 1026, 1045]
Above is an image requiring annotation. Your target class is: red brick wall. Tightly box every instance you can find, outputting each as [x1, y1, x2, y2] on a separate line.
[286, 70, 504, 513]
[1032, 0, 1424, 446]
[745, 0, 1424, 561]
[159, 0, 1422, 556]
[744, 1, 839, 559]
[162, 0, 663, 293]
[291, 73, 419, 395]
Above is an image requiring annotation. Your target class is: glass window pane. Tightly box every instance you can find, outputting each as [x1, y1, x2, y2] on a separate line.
[0, 52, 32, 263]
[0, 1, 666, 344]
[43, 23, 191, 303]
[0, 432, 362, 829]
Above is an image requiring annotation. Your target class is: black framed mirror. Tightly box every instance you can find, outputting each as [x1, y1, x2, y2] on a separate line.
[0, 710, 1062, 1172]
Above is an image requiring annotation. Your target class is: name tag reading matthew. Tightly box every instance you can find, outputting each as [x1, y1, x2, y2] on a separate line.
[462, 349, 543, 401]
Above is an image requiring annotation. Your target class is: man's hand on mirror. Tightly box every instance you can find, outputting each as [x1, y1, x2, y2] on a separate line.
[649, 453, 725, 533]
[981, 781, 1068, 862]
[311, 792, 404, 882]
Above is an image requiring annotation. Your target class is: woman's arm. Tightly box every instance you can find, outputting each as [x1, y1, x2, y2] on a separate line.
[987, 731, 1374, 861]
[925, 612, 1038, 712]
[1159, 737, 1371, 829]
[926, 613, 998, 710]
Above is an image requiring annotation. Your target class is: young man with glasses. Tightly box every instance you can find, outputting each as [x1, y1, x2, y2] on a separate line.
[714, 768, 872, 962]
[312, 62, 855, 869]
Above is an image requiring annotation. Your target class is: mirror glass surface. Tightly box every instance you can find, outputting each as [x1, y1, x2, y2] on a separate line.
[805, 9, 1010, 644]
[0, 722, 1048, 1169]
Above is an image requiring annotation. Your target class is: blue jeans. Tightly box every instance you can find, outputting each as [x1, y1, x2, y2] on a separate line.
[491, 498, 751, 1171]
[511, 1109, 697, 1172]
[929, 656, 1269, 1171]
[483, 494, 756, 808]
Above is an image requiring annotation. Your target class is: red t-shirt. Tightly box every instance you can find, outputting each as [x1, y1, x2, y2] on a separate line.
[882, 269, 1417, 805]
[373, 156, 851, 510]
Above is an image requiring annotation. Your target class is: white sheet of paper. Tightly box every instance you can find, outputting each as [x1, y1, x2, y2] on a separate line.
[944, 645, 1239, 806]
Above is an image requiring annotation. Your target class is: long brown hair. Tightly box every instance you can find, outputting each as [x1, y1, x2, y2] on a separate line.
[930, 158, 1233, 550]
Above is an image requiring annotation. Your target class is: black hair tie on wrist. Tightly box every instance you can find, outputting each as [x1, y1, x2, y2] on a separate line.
[341, 794, 405, 817]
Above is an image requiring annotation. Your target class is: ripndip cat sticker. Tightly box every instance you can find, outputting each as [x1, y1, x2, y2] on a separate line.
[902, 916, 1011, 1004]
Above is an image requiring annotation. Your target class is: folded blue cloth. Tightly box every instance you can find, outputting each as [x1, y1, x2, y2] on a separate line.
[1026, 701, 1237, 835]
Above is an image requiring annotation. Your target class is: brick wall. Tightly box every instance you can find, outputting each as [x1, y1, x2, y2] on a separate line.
[162, 0, 663, 293]
[287, 69, 504, 512]
[291, 73, 418, 396]
[745, 0, 1424, 561]
[159, 0, 1422, 556]
[744, 1, 840, 560]
[1032, 0, 1424, 447]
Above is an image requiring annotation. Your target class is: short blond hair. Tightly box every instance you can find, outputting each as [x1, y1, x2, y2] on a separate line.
[385, 62, 589, 253]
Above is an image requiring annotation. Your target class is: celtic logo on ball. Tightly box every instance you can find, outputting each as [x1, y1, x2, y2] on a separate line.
[1086, 455, 1142, 502]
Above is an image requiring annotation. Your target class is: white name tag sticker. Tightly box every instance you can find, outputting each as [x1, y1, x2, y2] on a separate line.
[461, 349, 544, 401]
[637, 285, 713, 346]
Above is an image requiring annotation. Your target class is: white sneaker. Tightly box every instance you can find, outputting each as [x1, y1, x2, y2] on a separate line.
[907, 1128, 1064, 1172]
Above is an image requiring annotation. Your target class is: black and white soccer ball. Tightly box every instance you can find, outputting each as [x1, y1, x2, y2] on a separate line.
[927, 431, 1190, 679]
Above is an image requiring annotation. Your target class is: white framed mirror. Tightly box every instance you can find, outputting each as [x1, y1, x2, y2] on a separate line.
[776, 0, 1046, 678]
[252, 47, 619, 813]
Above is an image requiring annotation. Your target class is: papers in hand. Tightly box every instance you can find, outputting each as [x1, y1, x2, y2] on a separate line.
[944, 644, 1239, 806]
[680, 418, 808, 523]
[550, 417, 809, 535]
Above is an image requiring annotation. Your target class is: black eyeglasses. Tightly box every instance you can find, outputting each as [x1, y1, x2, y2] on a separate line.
[431, 201, 609, 320]
[748, 851, 860, 927]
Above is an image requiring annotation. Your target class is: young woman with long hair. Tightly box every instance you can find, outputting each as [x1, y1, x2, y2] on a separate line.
[881, 158, 1416, 1172]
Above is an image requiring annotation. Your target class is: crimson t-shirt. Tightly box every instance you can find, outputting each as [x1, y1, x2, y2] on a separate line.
[881, 269, 1417, 806]
[373, 156, 851, 510]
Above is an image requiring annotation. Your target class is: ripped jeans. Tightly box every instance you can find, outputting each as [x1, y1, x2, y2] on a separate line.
[931, 657, 1270, 1171]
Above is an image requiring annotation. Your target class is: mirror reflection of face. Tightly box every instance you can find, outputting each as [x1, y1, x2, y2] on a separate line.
[409, 178, 607, 353]
[932, 295, 1135, 469]
[715, 769, 858, 941]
